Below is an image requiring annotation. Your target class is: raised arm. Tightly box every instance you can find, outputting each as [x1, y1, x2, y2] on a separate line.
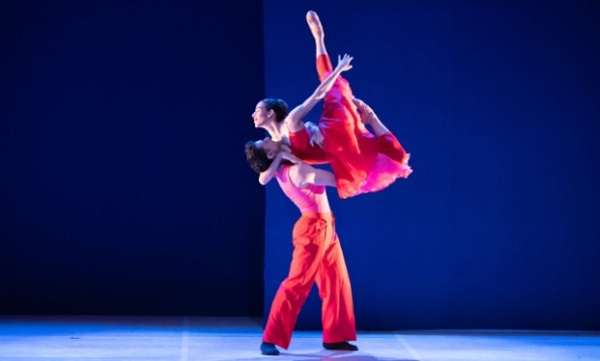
[258, 152, 283, 185]
[285, 54, 353, 132]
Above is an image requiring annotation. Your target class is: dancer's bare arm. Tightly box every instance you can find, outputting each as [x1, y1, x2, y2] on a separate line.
[258, 152, 284, 185]
[285, 54, 353, 133]
[258, 145, 300, 185]
[290, 163, 336, 188]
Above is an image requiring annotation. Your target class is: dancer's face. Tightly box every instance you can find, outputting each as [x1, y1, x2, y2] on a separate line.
[255, 137, 279, 159]
[252, 101, 272, 128]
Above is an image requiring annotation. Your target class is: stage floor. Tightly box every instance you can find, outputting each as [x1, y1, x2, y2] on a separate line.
[0, 316, 598, 360]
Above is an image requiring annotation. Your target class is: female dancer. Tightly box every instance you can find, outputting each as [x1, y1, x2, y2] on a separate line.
[252, 11, 412, 199]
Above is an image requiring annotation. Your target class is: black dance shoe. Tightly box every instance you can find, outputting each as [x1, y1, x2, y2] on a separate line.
[323, 341, 359, 351]
[260, 342, 280, 356]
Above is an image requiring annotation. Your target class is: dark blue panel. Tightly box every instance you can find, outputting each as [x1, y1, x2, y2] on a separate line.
[0, 0, 265, 316]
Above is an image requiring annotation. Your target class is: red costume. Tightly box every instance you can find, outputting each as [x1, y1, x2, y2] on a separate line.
[262, 165, 356, 349]
[289, 54, 412, 199]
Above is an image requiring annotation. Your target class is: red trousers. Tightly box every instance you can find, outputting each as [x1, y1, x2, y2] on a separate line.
[262, 213, 356, 349]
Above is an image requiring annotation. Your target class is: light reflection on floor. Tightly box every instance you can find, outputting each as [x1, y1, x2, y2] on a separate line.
[0, 316, 598, 361]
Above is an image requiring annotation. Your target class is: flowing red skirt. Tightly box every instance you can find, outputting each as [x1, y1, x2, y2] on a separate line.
[290, 54, 412, 199]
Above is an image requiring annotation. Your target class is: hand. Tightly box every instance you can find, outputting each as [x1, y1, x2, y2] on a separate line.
[306, 122, 324, 148]
[336, 54, 353, 72]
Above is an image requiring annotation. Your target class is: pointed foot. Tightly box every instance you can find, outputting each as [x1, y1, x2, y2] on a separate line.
[306, 10, 324, 39]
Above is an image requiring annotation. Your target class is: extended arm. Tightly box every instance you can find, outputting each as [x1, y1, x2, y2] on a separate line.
[285, 54, 353, 133]
[290, 163, 336, 188]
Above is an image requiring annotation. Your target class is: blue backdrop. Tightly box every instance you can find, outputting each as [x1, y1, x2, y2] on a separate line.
[1, 0, 599, 331]
[263, 1, 600, 330]
[0, 0, 265, 316]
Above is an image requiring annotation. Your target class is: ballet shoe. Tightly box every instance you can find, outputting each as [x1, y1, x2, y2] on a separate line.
[306, 10, 323, 39]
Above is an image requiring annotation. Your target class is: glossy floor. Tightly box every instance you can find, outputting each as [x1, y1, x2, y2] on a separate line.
[0, 316, 598, 360]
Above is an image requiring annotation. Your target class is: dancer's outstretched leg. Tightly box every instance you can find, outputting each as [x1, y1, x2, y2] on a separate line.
[306, 11, 376, 198]
[307, 11, 326, 58]
[289, 10, 343, 164]
[305, 11, 412, 198]
[307, 10, 334, 81]
[288, 10, 332, 164]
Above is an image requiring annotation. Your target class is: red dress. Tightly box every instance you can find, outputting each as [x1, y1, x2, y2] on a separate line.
[290, 54, 412, 199]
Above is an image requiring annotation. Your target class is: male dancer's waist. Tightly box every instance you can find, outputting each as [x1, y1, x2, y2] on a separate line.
[300, 211, 334, 221]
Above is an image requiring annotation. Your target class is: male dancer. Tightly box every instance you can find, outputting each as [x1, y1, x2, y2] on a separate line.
[245, 141, 358, 356]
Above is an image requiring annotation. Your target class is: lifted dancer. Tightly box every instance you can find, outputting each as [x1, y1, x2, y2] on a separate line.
[252, 10, 412, 199]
